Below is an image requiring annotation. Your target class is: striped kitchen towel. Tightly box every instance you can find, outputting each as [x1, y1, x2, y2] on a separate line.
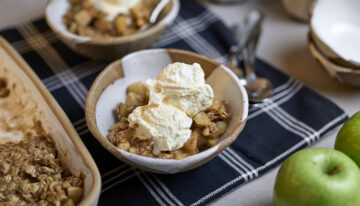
[0, 0, 347, 205]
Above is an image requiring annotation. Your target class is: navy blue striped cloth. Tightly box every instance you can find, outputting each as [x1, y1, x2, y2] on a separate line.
[0, 0, 347, 205]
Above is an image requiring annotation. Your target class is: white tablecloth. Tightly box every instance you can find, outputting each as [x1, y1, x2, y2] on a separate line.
[1, 0, 359, 205]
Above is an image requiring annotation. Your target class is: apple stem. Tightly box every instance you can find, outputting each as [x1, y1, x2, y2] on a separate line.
[327, 166, 340, 176]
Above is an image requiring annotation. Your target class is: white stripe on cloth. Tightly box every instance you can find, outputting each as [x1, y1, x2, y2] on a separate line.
[101, 169, 137, 193]
[265, 107, 313, 144]
[150, 174, 184, 206]
[75, 122, 87, 132]
[100, 166, 183, 206]
[101, 165, 138, 193]
[190, 113, 347, 206]
[218, 154, 249, 181]
[102, 168, 132, 186]
[142, 172, 178, 206]
[221, 150, 254, 179]
[101, 173, 137, 193]
[153, 11, 218, 47]
[18, 24, 88, 109]
[43, 61, 105, 91]
[11, 30, 58, 54]
[225, 147, 258, 177]
[273, 106, 320, 141]
[78, 128, 90, 136]
[73, 118, 86, 127]
[248, 79, 319, 142]
[102, 164, 128, 178]
[250, 82, 320, 145]
[73, 120, 90, 136]
[72, 118, 91, 135]
[134, 169, 169, 206]
[248, 81, 303, 120]
[249, 78, 296, 113]
[167, 16, 227, 63]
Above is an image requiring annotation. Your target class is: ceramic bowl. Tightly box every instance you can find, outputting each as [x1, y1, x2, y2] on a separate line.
[45, 0, 180, 60]
[310, 0, 360, 68]
[282, 0, 314, 22]
[308, 35, 360, 87]
[85, 49, 248, 174]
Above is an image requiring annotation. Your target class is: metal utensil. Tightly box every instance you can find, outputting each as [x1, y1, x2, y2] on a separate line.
[139, 0, 170, 31]
[226, 10, 263, 78]
[242, 22, 274, 103]
[227, 10, 273, 103]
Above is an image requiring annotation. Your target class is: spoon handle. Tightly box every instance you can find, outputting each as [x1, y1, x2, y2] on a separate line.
[139, 0, 170, 31]
[243, 26, 261, 79]
[238, 10, 263, 51]
[228, 10, 263, 78]
[242, 11, 263, 79]
[149, 0, 170, 24]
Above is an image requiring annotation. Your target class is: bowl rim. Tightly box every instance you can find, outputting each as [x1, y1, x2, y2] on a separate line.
[308, 34, 360, 74]
[309, 0, 360, 67]
[45, 0, 180, 45]
[85, 48, 248, 172]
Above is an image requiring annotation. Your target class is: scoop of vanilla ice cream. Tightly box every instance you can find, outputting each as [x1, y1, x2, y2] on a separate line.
[146, 63, 214, 117]
[128, 104, 192, 155]
[91, 0, 141, 21]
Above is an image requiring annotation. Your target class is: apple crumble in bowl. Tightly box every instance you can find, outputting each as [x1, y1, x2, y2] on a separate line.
[86, 49, 248, 173]
[45, 0, 180, 59]
[107, 63, 232, 160]
[63, 0, 158, 38]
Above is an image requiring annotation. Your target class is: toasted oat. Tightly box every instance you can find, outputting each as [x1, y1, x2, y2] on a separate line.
[0, 136, 84, 205]
[0, 78, 10, 98]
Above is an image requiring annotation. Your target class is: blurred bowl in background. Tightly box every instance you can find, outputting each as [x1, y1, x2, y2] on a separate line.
[308, 35, 360, 87]
[282, 0, 314, 22]
[208, 0, 247, 3]
[45, 0, 180, 60]
[310, 0, 360, 68]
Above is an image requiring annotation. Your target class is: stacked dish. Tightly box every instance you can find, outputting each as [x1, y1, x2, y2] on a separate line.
[308, 0, 360, 87]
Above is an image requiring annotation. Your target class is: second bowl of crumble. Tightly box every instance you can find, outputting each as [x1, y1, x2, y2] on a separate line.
[45, 0, 180, 59]
[85, 49, 248, 174]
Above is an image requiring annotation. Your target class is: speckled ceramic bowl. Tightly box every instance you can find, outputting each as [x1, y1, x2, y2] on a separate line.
[308, 35, 360, 87]
[85, 49, 248, 174]
[45, 0, 180, 59]
[310, 0, 360, 68]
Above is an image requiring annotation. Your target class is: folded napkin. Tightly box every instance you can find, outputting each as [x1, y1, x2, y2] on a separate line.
[0, 0, 347, 205]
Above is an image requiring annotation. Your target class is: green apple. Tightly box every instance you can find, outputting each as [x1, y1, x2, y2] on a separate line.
[335, 111, 360, 167]
[273, 148, 360, 206]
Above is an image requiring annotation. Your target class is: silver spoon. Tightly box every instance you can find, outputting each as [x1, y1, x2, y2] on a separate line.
[243, 24, 273, 103]
[227, 10, 273, 103]
[139, 0, 170, 31]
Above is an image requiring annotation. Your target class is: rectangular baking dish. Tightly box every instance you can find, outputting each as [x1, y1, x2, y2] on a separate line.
[0, 37, 101, 206]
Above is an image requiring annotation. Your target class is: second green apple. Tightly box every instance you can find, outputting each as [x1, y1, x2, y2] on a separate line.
[335, 111, 360, 167]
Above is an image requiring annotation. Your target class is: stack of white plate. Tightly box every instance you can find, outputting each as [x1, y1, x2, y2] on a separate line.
[308, 0, 360, 87]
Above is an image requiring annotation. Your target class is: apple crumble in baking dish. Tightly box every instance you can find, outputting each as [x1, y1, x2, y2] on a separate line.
[0, 78, 84, 206]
